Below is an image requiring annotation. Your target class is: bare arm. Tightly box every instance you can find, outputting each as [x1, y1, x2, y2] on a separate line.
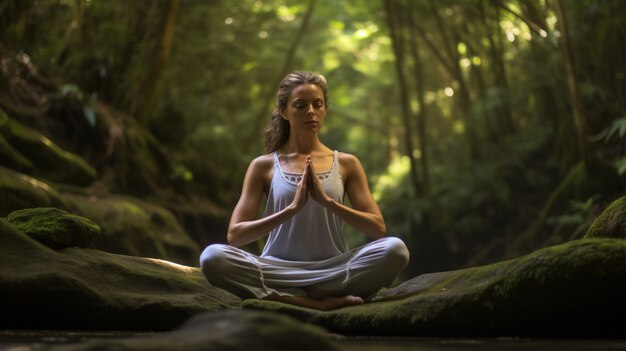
[227, 156, 310, 247]
[308, 154, 386, 239]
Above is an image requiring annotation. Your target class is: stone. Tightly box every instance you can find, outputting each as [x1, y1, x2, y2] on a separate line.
[64, 193, 201, 265]
[585, 196, 626, 240]
[0, 166, 200, 265]
[0, 108, 97, 186]
[6, 207, 100, 249]
[0, 165, 69, 216]
[42, 310, 338, 351]
[0, 218, 240, 330]
[243, 238, 626, 338]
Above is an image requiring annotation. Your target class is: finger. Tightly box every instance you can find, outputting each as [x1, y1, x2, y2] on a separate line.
[300, 173, 307, 191]
[303, 159, 311, 182]
[304, 157, 315, 180]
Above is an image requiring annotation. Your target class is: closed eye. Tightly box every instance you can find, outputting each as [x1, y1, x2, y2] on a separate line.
[293, 99, 325, 109]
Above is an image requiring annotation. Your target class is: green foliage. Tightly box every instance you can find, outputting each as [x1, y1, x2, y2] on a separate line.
[1, 0, 624, 272]
[547, 194, 601, 237]
[594, 116, 626, 175]
[614, 156, 626, 176]
[595, 117, 626, 143]
[56, 84, 97, 127]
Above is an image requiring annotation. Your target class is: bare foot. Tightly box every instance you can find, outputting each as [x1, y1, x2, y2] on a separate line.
[263, 294, 364, 311]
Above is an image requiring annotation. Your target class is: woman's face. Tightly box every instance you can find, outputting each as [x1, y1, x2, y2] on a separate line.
[282, 83, 326, 133]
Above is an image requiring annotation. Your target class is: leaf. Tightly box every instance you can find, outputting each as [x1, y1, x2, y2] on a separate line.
[83, 105, 97, 127]
[614, 156, 626, 176]
[58, 84, 83, 100]
[594, 117, 626, 143]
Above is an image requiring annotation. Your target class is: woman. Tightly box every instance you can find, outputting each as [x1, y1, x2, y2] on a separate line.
[200, 71, 409, 310]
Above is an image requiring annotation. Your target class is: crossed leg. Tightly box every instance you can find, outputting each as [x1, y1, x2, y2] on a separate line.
[263, 293, 364, 311]
[200, 237, 409, 311]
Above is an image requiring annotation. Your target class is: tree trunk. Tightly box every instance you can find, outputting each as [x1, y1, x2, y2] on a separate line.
[554, 0, 592, 167]
[384, 0, 421, 197]
[521, 0, 558, 130]
[130, 0, 179, 120]
[427, 0, 479, 159]
[465, 37, 500, 144]
[480, 0, 514, 136]
[406, 2, 429, 197]
[56, 0, 85, 67]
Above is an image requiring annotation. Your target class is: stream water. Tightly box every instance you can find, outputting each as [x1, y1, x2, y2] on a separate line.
[335, 336, 626, 351]
[0, 330, 624, 351]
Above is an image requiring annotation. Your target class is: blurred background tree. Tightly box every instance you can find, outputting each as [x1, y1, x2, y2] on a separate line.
[0, 0, 624, 276]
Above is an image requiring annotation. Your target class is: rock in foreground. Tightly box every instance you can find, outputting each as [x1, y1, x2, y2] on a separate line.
[43, 310, 338, 351]
[6, 207, 100, 249]
[244, 238, 626, 338]
[585, 196, 626, 239]
[0, 217, 240, 330]
[0, 168, 201, 265]
[2, 200, 625, 339]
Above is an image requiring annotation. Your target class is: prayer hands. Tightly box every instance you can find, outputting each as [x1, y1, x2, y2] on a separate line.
[306, 155, 331, 206]
[291, 158, 310, 211]
[290, 155, 331, 212]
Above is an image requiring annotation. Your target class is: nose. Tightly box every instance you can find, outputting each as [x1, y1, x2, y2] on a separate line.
[307, 104, 315, 115]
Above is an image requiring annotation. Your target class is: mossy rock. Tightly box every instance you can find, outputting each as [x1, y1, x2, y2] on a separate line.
[0, 109, 34, 171]
[0, 108, 96, 186]
[90, 102, 181, 199]
[0, 165, 70, 216]
[0, 132, 33, 171]
[0, 218, 240, 330]
[0, 166, 200, 264]
[5, 207, 100, 249]
[585, 196, 626, 239]
[243, 238, 626, 338]
[64, 192, 201, 266]
[43, 310, 338, 351]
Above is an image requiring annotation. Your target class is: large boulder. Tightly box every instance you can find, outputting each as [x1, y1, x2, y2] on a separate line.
[243, 238, 626, 338]
[0, 108, 97, 186]
[0, 217, 240, 330]
[43, 310, 338, 351]
[6, 207, 100, 249]
[0, 167, 200, 265]
[64, 193, 201, 265]
[585, 196, 626, 240]
[0, 165, 69, 215]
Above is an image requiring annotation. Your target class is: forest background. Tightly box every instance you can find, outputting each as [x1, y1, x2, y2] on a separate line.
[1, 0, 625, 278]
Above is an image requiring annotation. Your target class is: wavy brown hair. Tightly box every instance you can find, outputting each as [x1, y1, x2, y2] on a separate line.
[264, 71, 328, 153]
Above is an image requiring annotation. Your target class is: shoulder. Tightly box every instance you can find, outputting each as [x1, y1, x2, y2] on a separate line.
[246, 154, 274, 177]
[251, 153, 274, 168]
[338, 152, 361, 168]
[337, 152, 365, 177]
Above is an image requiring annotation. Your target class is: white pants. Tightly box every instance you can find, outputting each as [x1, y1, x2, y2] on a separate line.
[200, 236, 409, 299]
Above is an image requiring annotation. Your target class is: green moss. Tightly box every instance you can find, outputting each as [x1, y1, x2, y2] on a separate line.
[0, 133, 33, 171]
[0, 110, 96, 186]
[585, 196, 626, 239]
[0, 214, 240, 330]
[243, 239, 626, 337]
[0, 164, 199, 264]
[6, 207, 100, 249]
[0, 166, 69, 216]
[64, 192, 200, 265]
[0, 217, 57, 260]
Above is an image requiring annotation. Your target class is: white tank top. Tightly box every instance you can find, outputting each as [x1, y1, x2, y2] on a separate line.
[261, 151, 348, 261]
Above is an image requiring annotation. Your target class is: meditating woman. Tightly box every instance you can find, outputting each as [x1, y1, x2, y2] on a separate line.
[200, 71, 409, 310]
